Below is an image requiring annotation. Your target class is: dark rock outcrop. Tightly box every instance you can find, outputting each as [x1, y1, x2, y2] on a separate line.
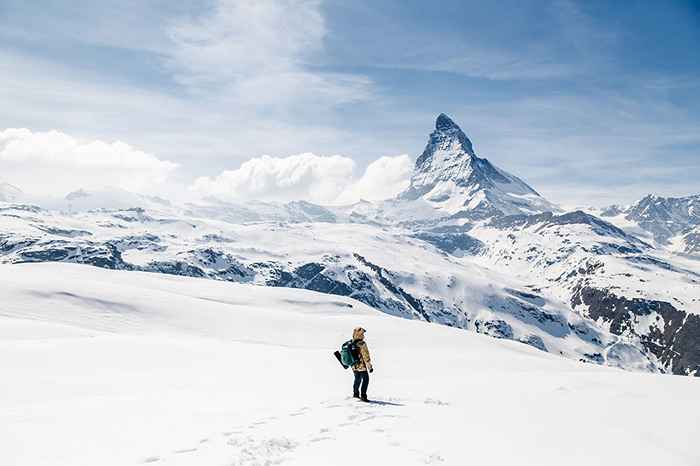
[572, 286, 700, 376]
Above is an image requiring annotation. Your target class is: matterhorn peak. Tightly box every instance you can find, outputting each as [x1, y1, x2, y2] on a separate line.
[435, 113, 459, 131]
[398, 114, 557, 218]
[429, 113, 475, 156]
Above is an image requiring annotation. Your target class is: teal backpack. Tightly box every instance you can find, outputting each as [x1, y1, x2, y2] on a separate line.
[340, 340, 359, 367]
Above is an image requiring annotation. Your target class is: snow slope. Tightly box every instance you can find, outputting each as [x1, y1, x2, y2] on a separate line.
[597, 194, 700, 251]
[1, 263, 698, 466]
[0, 204, 661, 372]
[0, 114, 697, 377]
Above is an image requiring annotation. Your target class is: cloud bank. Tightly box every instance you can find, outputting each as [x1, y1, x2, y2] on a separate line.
[192, 153, 412, 205]
[0, 128, 178, 198]
[0, 126, 411, 205]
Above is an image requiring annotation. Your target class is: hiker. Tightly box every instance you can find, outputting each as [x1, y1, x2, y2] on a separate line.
[351, 327, 373, 402]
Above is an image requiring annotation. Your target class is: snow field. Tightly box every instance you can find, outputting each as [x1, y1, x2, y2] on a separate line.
[1, 263, 698, 465]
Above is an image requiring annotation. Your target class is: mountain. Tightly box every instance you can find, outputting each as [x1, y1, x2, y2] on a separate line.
[600, 194, 700, 244]
[1, 114, 698, 377]
[0, 182, 22, 202]
[680, 225, 700, 255]
[470, 210, 700, 375]
[2, 262, 699, 466]
[185, 198, 338, 224]
[60, 187, 173, 212]
[399, 114, 558, 219]
[0, 204, 652, 370]
[626, 194, 700, 242]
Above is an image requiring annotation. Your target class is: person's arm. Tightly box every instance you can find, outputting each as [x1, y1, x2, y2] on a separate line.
[360, 343, 373, 372]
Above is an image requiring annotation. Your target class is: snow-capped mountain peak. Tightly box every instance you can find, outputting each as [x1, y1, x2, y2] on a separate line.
[399, 114, 558, 218]
[402, 114, 476, 200]
[604, 193, 700, 243]
[432, 112, 476, 155]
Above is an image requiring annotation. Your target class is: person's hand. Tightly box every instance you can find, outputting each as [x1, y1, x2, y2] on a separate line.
[369, 368, 374, 373]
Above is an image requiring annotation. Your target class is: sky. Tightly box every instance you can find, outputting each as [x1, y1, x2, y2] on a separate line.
[0, 0, 698, 207]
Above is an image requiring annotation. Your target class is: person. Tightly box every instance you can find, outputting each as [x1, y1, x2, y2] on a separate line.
[351, 327, 373, 402]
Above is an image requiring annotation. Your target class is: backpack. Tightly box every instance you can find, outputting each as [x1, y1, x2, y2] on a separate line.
[340, 339, 360, 367]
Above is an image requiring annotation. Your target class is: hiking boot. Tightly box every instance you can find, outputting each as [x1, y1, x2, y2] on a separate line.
[360, 396, 369, 402]
[353, 393, 360, 399]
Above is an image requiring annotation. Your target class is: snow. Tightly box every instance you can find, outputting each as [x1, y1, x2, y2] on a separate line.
[398, 114, 559, 218]
[2, 263, 699, 466]
[1, 199, 688, 370]
[469, 215, 700, 317]
[0, 182, 23, 202]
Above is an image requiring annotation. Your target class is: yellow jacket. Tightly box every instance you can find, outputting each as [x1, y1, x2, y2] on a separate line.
[351, 327, 372, 372]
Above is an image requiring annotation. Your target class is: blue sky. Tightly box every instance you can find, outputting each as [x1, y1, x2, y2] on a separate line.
[0, 0, 698, 205]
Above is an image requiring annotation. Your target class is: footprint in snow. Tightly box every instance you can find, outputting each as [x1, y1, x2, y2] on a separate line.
[289, 407, 310, 416]
[174, 448, 198, 454]
[320, 400, 343, 408]
[423, 453, 445, 463]
[423, 398, 450, 406]
[248, 420, 267, 429]
[227, 436, 298, 465]
[142, 456, 160, 463]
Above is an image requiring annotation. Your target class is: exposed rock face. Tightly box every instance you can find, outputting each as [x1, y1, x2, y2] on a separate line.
[411, 231, 484, 256]
[572, 286, 700, 376]
[471, 205, 698, 375]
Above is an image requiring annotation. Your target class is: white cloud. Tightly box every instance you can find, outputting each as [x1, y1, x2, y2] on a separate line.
[167, 0, 371, 106]
[336, 155, 412, 204]
[168, 0, 324, 81]
[0, 128, 178, 198]
[192, 153, 412, 205]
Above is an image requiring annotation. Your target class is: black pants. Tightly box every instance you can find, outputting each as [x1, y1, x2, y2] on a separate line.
[353, 370, 369, 398]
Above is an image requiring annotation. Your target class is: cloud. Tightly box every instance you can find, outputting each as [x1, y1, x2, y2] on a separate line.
[191, 153, 412, 204]
[166, 0, 371, 107]
[0, 128, 178, 198]
[0, 49, 372, 180]
[335, 155, 412, 204]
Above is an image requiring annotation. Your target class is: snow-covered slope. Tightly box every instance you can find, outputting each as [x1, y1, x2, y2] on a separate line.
[398, 114, 558, 219]
[470, 211, 700, 375]
[599, 194, 700, 248]
[2, 263, 698, 466]
[625, 194, 700, 242]
[679, 225, 700, 255]
[1, 114, 698, 377]
[0, 182, 22, 202]
[0, 203, 663, 372]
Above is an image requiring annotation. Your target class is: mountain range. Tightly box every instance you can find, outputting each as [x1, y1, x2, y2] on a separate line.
[1, 114, 698, 376]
